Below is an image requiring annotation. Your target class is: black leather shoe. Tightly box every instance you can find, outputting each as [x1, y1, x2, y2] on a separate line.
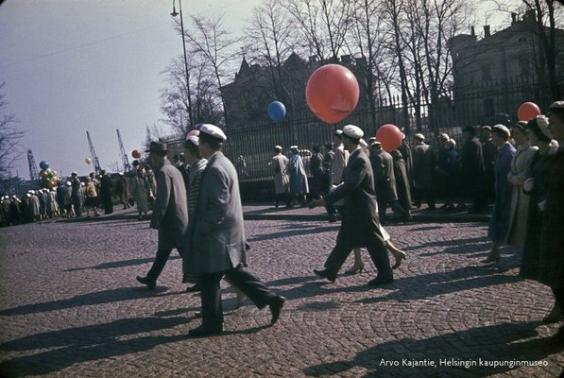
[136, 275, 156, 290]
[313, 269, 337, 283]
[186, 283, 202, 293]
[269, 296, 286, 325]
[188, 324, 223, 338]
[367, 276, 393, 287]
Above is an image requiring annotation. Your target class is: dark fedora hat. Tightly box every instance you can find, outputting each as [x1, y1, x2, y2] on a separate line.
[146, 141, 168, 153]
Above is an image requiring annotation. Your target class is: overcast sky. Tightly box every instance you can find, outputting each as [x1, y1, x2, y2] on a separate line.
[1, 0, 519, 179]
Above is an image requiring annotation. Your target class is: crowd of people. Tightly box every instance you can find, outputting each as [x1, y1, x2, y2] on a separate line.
[0, 167, 156, 226]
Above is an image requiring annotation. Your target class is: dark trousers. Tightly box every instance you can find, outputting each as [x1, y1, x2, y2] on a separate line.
[200, 266, 277, 327]
[275, 193, 291, 208]
[323, 234, 393, 280]
[414, 187, 435, 208]
[146, 247, 183, 282]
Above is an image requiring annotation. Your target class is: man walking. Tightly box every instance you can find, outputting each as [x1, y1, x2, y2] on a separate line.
[184, 124, 285, 337]
[412, 133, 436, 210]
[311, 125, 394, 287]
[136, 141, 188, 290]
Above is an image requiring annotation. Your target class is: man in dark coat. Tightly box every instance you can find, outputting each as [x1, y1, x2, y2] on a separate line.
[136, 141, 189, 290]
[480, 126, 497, 204]
[311, 125, 394, 287]
[184, 124, 285, 337]
[70, 172, 82, 217]
[411, 133, 436, 209]
[460, 126, 486, 212]
[369, 141, 409, 223]
[99, 170, 113, 215]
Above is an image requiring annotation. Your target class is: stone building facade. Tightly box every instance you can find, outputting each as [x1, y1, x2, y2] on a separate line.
[448, 11, 564, 125]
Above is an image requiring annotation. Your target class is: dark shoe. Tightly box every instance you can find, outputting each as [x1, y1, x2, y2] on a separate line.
[313, 269, 337, 283]
[367, 276, 393, 287]
[188, 324, 223, 338]
[186, 283, 202, 293]
[269, 296, 286, 325]
[136, 275, 156, 290]
[345, 264, 365, 275]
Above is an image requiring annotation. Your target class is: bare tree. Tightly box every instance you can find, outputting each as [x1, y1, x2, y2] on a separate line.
[246, 0, 296, 103]
[0, 83, 23, 178]
[184, 15, 242, 131]
[285, 0, 327, 62]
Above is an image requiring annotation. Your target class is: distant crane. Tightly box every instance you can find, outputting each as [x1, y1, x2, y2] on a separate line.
[116, 129, 131, 172]
[86, 131, 102, 173]
[27, 149, 39, 181]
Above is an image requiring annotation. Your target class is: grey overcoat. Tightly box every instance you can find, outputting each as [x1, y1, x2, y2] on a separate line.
[185, 151, 247, 274]
[151, 158, 188, 250]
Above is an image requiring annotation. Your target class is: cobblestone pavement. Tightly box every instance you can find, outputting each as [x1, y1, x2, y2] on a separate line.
[0, 218, 562, 377]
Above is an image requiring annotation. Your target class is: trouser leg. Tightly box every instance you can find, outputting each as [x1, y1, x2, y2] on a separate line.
[200, 272, 224, 327]
[224, 266, 276, 309]
[146, 247, 174, 281]
[366, 236, 393, 280]
[323, 236, 353, 276]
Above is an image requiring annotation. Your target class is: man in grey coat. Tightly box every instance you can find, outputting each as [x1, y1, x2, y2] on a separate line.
[184, 124, 285, 337]
[311, 125, 394, 286]
[136, 141, 188, 290]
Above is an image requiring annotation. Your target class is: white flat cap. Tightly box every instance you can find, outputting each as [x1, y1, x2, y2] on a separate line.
[334, 129, 343, 136]
[274, 145, 282, 150]
[359, 139, 368, 148]
[199, 123, 227, 141]
[185, 135, 199, 146]
[440, 133, 450, 140]
[343, 124, 364, 139]
[290, 145, 298, 150]
[493, 124, 511, 138]
[549, 101, 564, 110]
[414, 133, 425, 141]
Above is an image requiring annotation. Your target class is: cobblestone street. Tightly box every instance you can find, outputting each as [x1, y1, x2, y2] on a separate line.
[0, 215, 562, 377]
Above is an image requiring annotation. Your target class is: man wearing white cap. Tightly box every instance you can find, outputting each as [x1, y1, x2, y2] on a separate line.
[311, 124, 394, 287]
[271, 145, 290, 208]
[184, 124, 285, 337]
[412, 133, 436, 210]
[288, 145, 309, 206]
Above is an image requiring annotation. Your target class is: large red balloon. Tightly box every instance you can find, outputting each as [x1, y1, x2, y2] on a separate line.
[306, 64, 359, 124]
[132, 149, 141, 159]
[517, 102, 541, 122]
[375, 124, 403, 152]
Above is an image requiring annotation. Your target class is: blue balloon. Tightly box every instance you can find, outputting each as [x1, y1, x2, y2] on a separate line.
[267, 101, 287, 122]
[39, 161, 49, 170]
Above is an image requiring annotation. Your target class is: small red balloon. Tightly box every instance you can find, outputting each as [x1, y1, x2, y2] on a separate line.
[375, 124, 403, 152]
[306, 64, 359, 124]
[517, 102, 541, 122]
[132, 149, 141, 159]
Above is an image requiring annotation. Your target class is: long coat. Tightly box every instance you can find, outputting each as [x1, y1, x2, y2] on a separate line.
[132, 176, 150, 213]
[538, 146, 564, 289]
[461, 137, 485, 195]
[520, 145, 558, 280]
[325, 148, 387, 249]
[288, 153, 309, 194]
[488, 142, 516, 242]
[151, 159, 188, 250]
[506, 144, 538, 248]
[331, 144, 349, 185]
[412, 143, 435, 190]
[271, 154, 289, 194]
[391, 149, 412, 211]
[185, 151, 247, 274]
[370, 149, 398, 202]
